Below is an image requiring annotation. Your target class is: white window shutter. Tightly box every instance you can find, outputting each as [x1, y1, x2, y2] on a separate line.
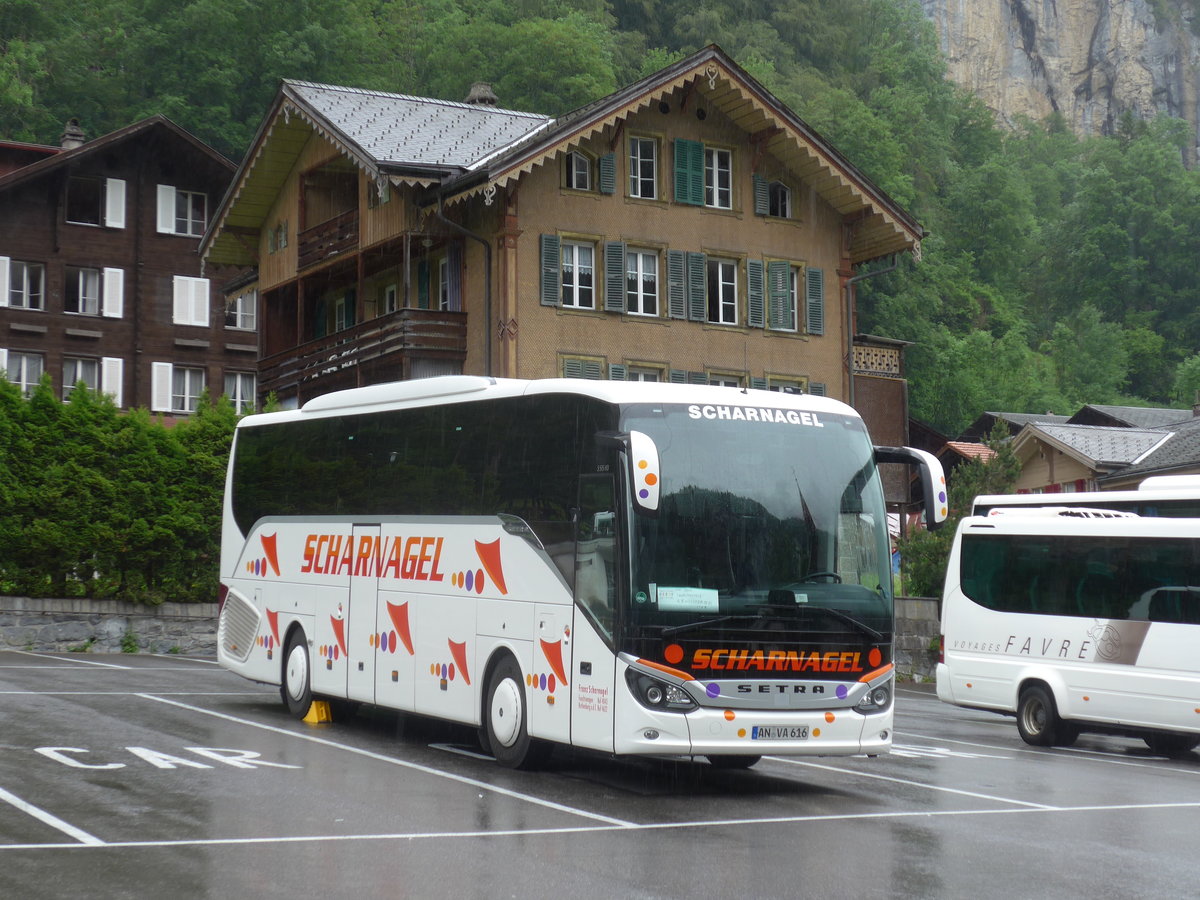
[157, 184, 176, 234]
[0, 257, 9, 308]
[0, 349, 7, 375]
[105, 178, 126, 229]
[151, 362, 173, 412]
[173, 276, 190, 324]
[192, 277, 210, 326]
[101, 357, 124, 407]
[102, 267, 124, 318]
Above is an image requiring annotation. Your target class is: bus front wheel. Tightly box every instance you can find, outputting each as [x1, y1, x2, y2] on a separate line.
[1016, 684, 1076, 747]
[484, 655, 549, 769]
[1144, 733, 1200, 757]
[281, 630, 313, 719]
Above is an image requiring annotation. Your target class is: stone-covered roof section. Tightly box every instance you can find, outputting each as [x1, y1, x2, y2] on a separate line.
[1068, 404, 1193, 429]
[959, 411, 1070, 442]
[1101, 416, 1200, 481]
[1025, 424, 1171, 467]
[282, 81, 551, 171]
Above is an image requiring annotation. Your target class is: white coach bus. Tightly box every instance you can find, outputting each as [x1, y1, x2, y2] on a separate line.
[937, 509, 1200, 756]
[218, 376, 946, 768]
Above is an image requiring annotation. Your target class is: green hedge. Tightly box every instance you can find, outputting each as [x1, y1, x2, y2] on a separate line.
[0, 376, 237, 604]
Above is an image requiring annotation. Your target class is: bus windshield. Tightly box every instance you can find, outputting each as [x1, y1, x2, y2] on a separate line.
[621, 402, 892, 635]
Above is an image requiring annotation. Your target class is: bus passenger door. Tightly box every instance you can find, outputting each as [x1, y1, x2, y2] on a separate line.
[570, 475, 617, 752]
[346, 525, 379, 704]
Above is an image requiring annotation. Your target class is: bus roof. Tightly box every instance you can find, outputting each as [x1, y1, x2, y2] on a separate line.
[236, 376, 859, 428]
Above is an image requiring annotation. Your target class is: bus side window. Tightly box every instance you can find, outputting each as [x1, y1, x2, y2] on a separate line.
[576, 474, 616, 639]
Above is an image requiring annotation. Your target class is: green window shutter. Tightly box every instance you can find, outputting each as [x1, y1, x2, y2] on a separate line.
[751, 376, 767, 390]
[598, 153, 616, 194]
[806, 267, 825, 335]
[669, 369, 687, 384]
[686, 251, 706, 322]
[752, 174, 768, 216]
[746, 259, 765, 328]
[688, 371, 707, 385]
[809, 381, 826, 396]
[673, 139, 703, 205]
[666, 249, 687, 319]
[582, 359, 603, 380]
[609, 363, 627, 380]
[540, 234, 561, 306]
[563, 358, 600, 379]
[767, 260, 791, 330]
[604, 241, 626, 312]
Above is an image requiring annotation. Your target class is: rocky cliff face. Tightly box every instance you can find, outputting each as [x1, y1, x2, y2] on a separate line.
[920, 0, 1200, 156]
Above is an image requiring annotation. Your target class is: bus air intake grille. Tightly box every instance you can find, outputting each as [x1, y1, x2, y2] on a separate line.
[219, 591, 260, 663]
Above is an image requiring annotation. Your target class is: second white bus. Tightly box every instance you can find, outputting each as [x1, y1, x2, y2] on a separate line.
[937, 509, 1200, 756]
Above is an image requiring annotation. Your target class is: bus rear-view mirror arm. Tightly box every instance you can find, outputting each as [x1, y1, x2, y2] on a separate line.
[874, 446, 948, 531]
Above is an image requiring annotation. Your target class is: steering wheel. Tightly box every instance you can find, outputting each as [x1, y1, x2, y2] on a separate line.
[801, 571, 842, 583]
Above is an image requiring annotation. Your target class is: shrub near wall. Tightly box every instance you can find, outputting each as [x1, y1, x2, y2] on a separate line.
[0, 377, 236, 605]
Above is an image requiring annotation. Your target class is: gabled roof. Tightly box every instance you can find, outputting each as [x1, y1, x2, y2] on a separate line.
[1067, 404, 1194, 429]
[1099, 416, 1200, 482]
[958, 410, 1071, 442]
[941, 441, 996, 462]
[0, 115, 235, 195]
[1013, 423, 1172, 469]
[203, 45, 924, 269]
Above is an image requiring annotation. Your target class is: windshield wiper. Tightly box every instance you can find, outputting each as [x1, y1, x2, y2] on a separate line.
[660, 614, 762, 637]
[802, 606, 883, 642]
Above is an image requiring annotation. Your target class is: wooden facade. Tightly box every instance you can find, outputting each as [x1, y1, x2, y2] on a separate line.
[0, 117, 254, 414]
[205, 47, 923, 468]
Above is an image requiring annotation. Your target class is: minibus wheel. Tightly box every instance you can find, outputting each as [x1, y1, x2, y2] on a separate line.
[1144, 733, 1200, 758]
[1016, 684, 1074, 747]
[281, 630, 312, 718]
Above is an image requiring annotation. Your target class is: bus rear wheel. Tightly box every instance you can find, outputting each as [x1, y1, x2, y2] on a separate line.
[484, 655, 550, 769]
[281, 630, 313, 719]
[1016, 684, 1075, 747]
[1144, 733, 1200, 757]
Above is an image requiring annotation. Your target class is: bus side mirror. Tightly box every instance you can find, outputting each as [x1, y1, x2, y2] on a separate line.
[596, 430, 661, 517]
[875, 445, 948, 530]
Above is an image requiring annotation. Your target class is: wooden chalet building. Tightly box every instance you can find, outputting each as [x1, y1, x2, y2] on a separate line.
[0, 117, 256, 415]
[203, 46, 923, 449]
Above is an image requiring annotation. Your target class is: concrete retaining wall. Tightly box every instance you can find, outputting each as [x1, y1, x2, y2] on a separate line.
[0, 597, 217, 655]
[0, 595, 942, 680]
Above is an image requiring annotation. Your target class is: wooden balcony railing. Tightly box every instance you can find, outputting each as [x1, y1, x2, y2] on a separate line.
[297, 209, 359, 270]
[259, 308, 467, 397]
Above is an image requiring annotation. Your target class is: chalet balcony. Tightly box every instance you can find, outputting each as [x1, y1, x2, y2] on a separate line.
[297, 209, 359, 270]
[259, 308, 467, 399]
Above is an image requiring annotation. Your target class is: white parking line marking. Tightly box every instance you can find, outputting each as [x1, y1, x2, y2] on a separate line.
[3, 800, 1199, 852]
[768, 757, 1058, 808]
[0, 786, 104, 846]
[139, 694, 637, 828]
[897, 730, 1200, 773]
[8, 650, 130, 669]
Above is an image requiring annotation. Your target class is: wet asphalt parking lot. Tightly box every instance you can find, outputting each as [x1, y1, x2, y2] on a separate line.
[2, 649, 1197, 899]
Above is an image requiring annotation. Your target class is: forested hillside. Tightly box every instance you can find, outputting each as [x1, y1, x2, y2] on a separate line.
[4, 0, 1199, 434]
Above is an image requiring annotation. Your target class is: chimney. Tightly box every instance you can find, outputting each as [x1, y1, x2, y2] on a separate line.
[464, 82, 498, 106]
[60, 118, 86, 150]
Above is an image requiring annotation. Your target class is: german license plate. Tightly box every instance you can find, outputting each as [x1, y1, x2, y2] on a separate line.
[751, 725, 810, 740]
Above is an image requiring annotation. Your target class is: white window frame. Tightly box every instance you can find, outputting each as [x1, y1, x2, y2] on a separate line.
[152, 362, 205, 413]
[625, 249, 658, 316]
[709, 373, 743, 388]
[707, 258, 738, 325]
[560, 241, 595, 310]
[627, 366, 662, 382]
[628, 137, 657, 199]
[225, 290, 257, 330]
[437, 257, 450, 311]
[705, 148, 732, 209]
[157, 184, 206, 236]
[172, 276, 210, 327]
[67, 176, 124, 228]
[0, 258, 45, 310]
[7, 350, 44, 396]
[224, 371, 256, 414]
[63, 357, 100, 400]
[565, 151, 591, 191]
[66, 267, 101, 316]
[769, 181, 791, 218]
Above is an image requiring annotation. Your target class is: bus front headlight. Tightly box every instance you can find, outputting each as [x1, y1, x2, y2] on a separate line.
[854, 681, 892, 714]
[626, 670, 696, 712]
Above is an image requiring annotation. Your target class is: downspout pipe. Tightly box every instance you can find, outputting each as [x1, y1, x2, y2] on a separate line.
[844, 254, 898, 408]
[434, 194, 493, 377]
